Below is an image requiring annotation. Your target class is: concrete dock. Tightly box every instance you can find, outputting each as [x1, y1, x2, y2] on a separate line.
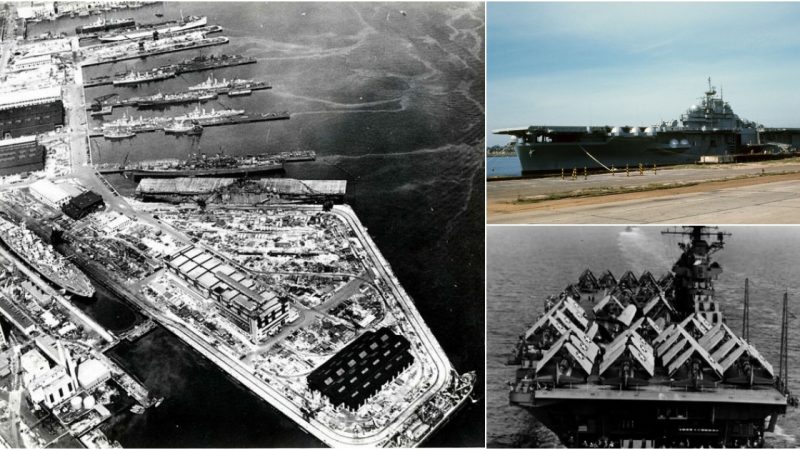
[488, 159, 800, 223]
[490, 173, 800, 224]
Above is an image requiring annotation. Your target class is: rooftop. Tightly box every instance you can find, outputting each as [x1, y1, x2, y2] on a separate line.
[0, 135, 38, 147]
[0, 86, 62, 111]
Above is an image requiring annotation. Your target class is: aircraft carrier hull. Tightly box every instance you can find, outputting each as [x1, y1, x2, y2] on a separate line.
[516, 134, 722, 175]
[512, 389, 786, 447]
[125, 165, 283, 181]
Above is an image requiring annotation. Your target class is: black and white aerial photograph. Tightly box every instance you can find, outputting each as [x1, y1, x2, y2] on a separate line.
[487, 226, 799, 448]
[0, 1, 484, 447]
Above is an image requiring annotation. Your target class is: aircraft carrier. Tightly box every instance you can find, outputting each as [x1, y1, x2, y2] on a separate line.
[506, 226, 796, 448]
[494, 80, 800, 175]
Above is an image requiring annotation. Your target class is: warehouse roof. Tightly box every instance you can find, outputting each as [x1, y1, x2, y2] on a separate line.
[0, 86, 61, 111]
[307, 328, 414, 411]
[30, 179, 70, 205]
[0, 135, 37, 148]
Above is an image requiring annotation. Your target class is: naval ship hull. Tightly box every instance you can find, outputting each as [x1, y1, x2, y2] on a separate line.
[0, 235, 95, 298]
[512, 387, 786, 447]
[125, 164, 284, 181]
[515, 133, 735, 175]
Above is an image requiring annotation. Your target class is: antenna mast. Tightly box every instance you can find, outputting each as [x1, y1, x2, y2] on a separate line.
[779, 291, 789, 394]
[742, 278, 749, 343]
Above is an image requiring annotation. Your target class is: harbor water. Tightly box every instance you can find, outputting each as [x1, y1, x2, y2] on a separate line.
[487, 226, 800, 448]
[31, 2, 485, 446]
[487, 156, 521, 178]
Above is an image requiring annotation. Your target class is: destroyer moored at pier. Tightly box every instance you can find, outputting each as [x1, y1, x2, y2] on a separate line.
[506, 227, 794, 447]
[495, 79, 800, 174]
[0, 216, 95, 297]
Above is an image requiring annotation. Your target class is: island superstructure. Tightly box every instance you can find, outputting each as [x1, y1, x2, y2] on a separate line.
[0, 3, 475, 447]
[494, 79, 800, 174]
[506, 227, 794, 447]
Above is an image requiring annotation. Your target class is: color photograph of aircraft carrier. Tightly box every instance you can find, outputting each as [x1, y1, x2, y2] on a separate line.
[488, 226, 800, 448]
[0, 1, 484, 447]
[486, 3, 800, 224]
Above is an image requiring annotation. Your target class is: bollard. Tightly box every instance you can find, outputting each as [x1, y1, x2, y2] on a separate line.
[653, 164, 657, 175]
[584, 167, 588, 180]
[611, 165, 615, 176]
[639, 163, 643, 176]
[561, 168, 565, 180]
[572, 168, 577, 180]
[626, 164, 629, 177]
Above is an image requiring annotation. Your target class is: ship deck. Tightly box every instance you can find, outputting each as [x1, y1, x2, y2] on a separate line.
[513, 382, 787, 406]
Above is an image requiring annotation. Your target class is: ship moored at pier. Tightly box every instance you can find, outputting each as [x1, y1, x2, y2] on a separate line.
[0, 216, 95, 297]
[506, 226, 795, 447]
[495, 79, 800, 175]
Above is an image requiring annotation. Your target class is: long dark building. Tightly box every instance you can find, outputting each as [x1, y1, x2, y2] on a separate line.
[0, 135, 45, 176]
[0, 87, 64, 138]
[307, 328, 414, 411]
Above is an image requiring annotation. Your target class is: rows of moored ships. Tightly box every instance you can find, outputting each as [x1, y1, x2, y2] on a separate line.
[494, 80, 800, 174]
[0, 216, 95, 297]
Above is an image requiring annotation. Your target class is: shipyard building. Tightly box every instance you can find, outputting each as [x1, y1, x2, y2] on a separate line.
[166, 245, 288, 341]
[0, 135, 45, 176]
[307, 328, 414, 411]
[0, 86, 64, 138]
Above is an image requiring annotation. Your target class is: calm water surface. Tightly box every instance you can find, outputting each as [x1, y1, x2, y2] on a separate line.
[487, 156, 521, 177]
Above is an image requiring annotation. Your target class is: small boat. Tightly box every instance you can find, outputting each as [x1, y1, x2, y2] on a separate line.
[155, 13, 164, 17]
[130, 405, 144, 414]
[154, 397, 164, 407]
[228, 89, 251, 97]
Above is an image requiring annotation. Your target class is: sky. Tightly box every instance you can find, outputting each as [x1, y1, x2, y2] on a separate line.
[487, 2, 800, 146]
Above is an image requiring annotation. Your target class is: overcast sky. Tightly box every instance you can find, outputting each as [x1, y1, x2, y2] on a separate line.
[487, 2, 800, 146]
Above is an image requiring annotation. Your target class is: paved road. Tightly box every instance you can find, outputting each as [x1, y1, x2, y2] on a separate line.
[490, 177, 800, 224]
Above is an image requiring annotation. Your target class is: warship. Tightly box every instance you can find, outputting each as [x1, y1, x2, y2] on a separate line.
[113, 69, 176, 86]
[494, 79, 800, 175]
[0, 216, 95, 297]
[506, 227, 795, 448]
[76, 17, 135, 34]
[122, 153, 283, 180]
[188, 76, 258, 92]
[97, 15, 207, 42]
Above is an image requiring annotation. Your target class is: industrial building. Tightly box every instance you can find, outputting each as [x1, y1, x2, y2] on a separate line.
[166, 245, 289, 341]
[29, 179, 71, 208]
[77, 359, 111, 390]
[307, 328, 414, 411]
[22, 339, 80, 409]
[0, 293, 37, 335]
[63, 190, 105, 220]
[0, 86, 64, 138]
[0, 135, 45, 176]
